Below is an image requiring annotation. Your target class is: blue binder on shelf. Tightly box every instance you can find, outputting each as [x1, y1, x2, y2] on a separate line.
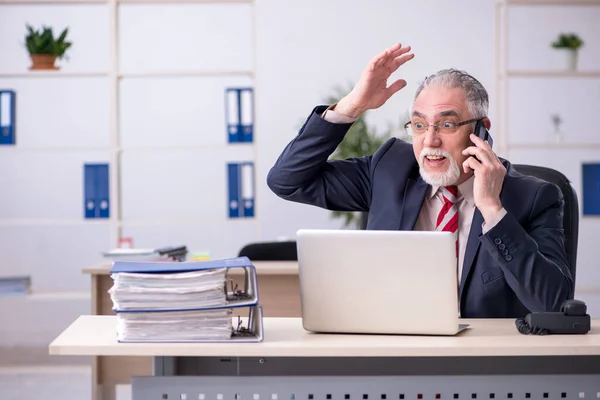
[227, 162, 255, 218]
[109, 256, 264, 343]
[225, 87, 254, 143]
[84, 163, 110, 219]
[0, 90, 16, 145]
[582, 163, 600, 216]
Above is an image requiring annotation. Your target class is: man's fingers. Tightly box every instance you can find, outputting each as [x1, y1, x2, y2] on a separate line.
[385, 79, 407, 98]
[370, 43, 412, 71]
[469, 134, 502, 165]
[462, 156, 481, 174]
[388, 44, 411, 60]
[389, 52, 415, 71]
[462, 147, 493, 166]
[373, 46, 394, 68]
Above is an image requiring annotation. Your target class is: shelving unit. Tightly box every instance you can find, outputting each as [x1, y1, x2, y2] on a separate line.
[0, 0, 257, 250]
[494, 0, 600, 156]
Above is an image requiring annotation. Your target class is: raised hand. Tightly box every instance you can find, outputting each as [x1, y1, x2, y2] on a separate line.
[335, 43, 415, 118]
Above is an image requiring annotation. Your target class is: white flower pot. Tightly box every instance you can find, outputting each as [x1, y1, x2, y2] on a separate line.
[556, 48, 578, 71]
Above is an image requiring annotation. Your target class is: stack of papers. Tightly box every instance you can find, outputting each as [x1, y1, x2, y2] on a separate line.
[108, 257, 263, 342]
[109, 269, 228, 311]
[115, 309, 233, 342]
[102, 245, 188, 262]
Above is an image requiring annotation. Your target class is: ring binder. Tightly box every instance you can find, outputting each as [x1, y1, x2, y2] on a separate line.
[108, 256, 264, 343]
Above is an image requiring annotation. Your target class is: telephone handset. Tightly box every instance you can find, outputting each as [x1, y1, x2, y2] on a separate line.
[473, 119, 493, 148]
[515, 299, 591, 335]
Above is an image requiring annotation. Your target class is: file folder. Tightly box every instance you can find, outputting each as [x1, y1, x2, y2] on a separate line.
[84, 163, 110, 219]
[240, 162, 255, 217]
[110, 256, 260, 312]
[0, 90, 16, 145]
[240, 88, 253, 143]
[225, 88, 254, 143]
[226, 88, 240, 143]
[228, 162, 240, 218]
[116, 304, 264, 343]
[84, 164, 97, 219]
[109, 256, 264, 343]
[582, 163, 600, 215]
[96, 164, 110, 218]
[228, 162, 255, 218]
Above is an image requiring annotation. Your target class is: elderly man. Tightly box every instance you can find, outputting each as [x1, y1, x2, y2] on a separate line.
[266, 43, 573, 318]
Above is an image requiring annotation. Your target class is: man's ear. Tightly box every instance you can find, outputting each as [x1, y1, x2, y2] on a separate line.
[483, 117, 491, 130]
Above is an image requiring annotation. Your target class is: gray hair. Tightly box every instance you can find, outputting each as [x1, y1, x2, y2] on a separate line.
[413, 68, 489, 119]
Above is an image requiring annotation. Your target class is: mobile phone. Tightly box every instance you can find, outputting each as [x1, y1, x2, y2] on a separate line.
[473, 119, 493, 148]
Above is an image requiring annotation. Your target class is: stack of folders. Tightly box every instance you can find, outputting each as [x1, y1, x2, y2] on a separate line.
[108, 256, 263, 343]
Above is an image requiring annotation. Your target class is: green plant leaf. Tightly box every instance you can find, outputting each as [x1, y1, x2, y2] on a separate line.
[551, 33, 584, 50]
[24, 23, 72, 58]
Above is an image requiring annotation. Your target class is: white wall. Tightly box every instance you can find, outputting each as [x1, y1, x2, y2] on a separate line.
[0, 0, 599, 348]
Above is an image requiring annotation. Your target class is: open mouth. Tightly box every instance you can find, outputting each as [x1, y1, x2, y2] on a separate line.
[424, 155, 447, 167]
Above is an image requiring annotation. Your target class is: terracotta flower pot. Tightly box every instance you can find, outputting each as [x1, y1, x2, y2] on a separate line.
[29, 54, 59, 70]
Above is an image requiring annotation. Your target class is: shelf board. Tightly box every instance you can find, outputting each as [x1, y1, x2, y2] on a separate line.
[504, 71, 600, 78]
[0, 71, 109, 78]
[502, 0, 600, 5]
[118, 70, 254, 78]
[0, 0, 251, 2]
[509, 143, 600, 149]
[119, 0, 251, 3]
[0, 219, 111, 226]
[119, 218, 258, 226]
[0, 0, 106, 3]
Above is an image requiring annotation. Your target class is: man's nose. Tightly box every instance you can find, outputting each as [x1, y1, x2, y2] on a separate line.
[423, 127, 442, 147]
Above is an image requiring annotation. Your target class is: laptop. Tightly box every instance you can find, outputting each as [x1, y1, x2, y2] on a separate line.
[296, 229, 469, 336]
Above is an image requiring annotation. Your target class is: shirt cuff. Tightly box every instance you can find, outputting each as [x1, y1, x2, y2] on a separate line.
[482, 207, 508, 234]
[321, 103, 358, 124]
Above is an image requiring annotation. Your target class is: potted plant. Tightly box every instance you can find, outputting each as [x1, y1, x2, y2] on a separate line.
[323, 84, 411, 229]
[551, 33, 583, 71]
[25, 24, 72, 70]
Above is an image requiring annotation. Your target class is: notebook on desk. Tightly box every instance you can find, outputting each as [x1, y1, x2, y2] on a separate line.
[296, 229, 469, 336]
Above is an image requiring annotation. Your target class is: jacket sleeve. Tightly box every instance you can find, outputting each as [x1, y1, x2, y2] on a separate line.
[266, 105, 375, 212]
[479, 182, 574, 312]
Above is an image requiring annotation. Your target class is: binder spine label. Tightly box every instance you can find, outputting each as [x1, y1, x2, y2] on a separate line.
[84, 163, 110, 219]
[227, 162, 255, 218]
[0, 90, 16, 145]
[225, 88, 253, 143]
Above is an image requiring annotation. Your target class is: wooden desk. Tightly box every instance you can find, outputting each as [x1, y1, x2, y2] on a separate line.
[50, 316, 600, 400]
[51, 315, 600, 357]
[83, 261, 300, 400]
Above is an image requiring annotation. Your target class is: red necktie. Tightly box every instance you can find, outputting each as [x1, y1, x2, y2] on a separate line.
[436, 186, 459, 258]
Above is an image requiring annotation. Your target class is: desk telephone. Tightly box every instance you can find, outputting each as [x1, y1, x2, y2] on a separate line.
[515, 299, 591, 335]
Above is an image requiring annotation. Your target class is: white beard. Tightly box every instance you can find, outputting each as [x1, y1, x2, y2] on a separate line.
[418, 147, 461, 187]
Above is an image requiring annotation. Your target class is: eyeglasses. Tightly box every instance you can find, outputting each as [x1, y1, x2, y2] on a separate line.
[403, 118, 481, 136]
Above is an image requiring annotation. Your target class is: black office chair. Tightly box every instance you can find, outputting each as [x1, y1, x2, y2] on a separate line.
[512, 164, 579, 288]
[237, 240, 298, 261]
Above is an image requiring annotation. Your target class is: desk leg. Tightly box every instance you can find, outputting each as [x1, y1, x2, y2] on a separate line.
[154, 357, 176, 377]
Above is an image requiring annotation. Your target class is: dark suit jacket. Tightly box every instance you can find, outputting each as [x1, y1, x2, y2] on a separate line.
[267, 105, 573, 318]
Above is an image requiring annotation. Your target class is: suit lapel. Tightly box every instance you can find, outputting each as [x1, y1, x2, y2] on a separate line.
[459, 208, 484, 299]
[399, 177, 428, 230]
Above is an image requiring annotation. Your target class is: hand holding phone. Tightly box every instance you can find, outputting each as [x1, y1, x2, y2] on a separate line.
[462, 119, 506, 224]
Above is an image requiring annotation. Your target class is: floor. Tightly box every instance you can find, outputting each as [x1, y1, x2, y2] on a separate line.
[0, 347, 101, 400]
